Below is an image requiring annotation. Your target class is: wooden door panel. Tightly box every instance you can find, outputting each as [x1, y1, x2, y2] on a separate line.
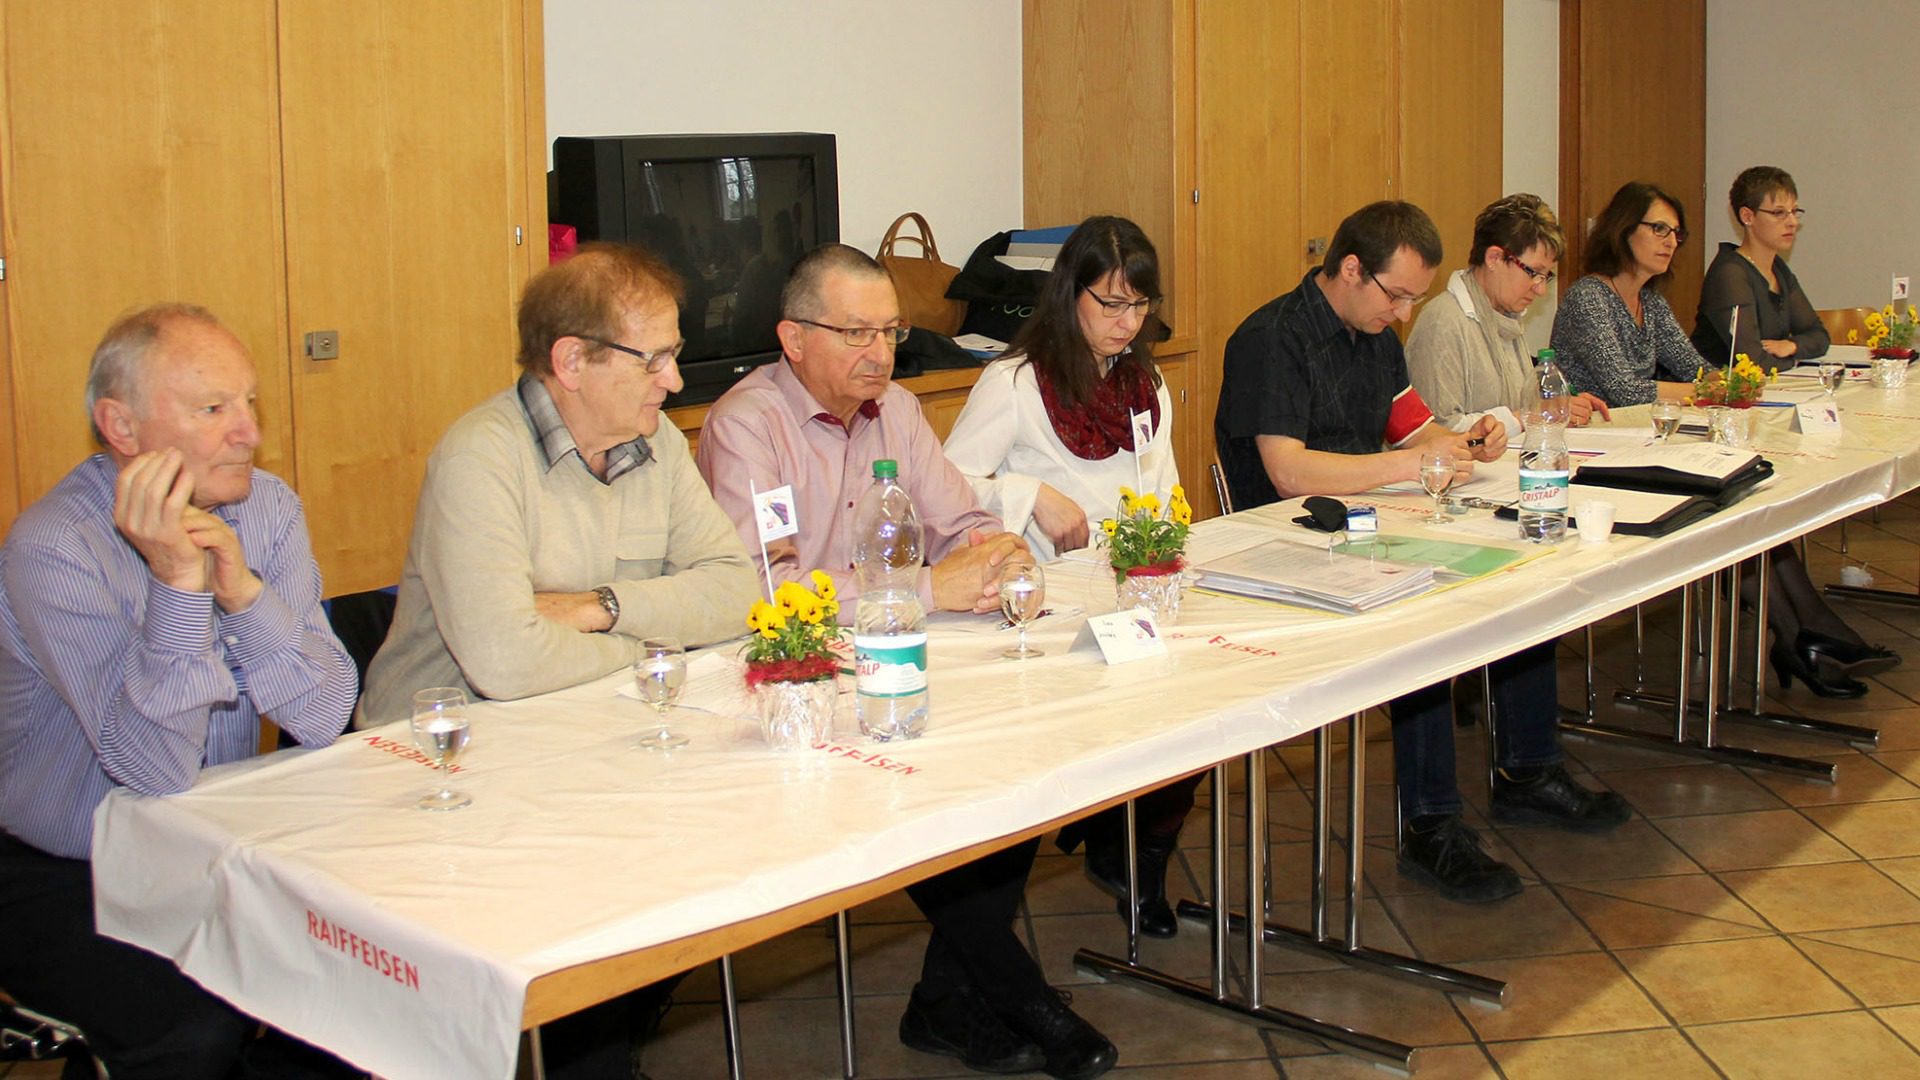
[1399, 0, 1504, 303]
[279, 0, 536, 594]
[0, 1, 289, 508]
[1194, 0, 1300, 519]
[1562, 0, 1707, 331]
[1298, 0, 1395, 273]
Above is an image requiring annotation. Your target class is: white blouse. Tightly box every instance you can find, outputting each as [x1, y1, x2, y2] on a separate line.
[942, 354, 1180, 562]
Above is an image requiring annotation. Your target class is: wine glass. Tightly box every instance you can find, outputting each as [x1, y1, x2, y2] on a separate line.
[1818, 360, 1846, 397]
[999, 562, 1046, 660]
[1650, 400, 1682, 442]
[1418, 449, 1456, 524]
[409, 687, 472, 811]
[633, 637, 689, 750]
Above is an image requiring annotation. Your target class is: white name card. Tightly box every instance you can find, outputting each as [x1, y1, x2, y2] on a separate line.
[1793, 401, 1842, 437]
[1071, 609, 1169, 664]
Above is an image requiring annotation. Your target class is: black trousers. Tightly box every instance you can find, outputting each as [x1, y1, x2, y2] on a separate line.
[904, 837, 1049, 1005]
[0, 834, 355, 1080]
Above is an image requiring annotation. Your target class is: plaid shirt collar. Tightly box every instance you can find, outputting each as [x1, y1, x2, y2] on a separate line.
[517, 373, 653, 484]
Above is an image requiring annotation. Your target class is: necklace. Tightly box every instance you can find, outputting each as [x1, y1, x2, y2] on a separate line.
[1608, 275, 1643, 324]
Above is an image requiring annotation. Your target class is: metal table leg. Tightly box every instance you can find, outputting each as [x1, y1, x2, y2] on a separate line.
[719, 954, 744, 1080]
[833, 912, 856, 1078]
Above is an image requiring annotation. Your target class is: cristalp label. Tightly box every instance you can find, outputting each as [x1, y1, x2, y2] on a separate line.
[362, 734, 464, 774]
[307, 910, 421, 991]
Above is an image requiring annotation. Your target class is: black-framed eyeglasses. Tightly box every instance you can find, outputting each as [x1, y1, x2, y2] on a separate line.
[1751, 206, 1807, 222]
[575, 335, 684, 374]
[1080, 286, 1164, 319]
[795, 319, 911, 347]
[1504, 252, 1557, 287]
[1365, 271, 1428, 310]
[1638, 220, 1690, 244]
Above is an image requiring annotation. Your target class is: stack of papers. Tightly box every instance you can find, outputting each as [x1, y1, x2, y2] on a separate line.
[1199, 539, 1436, 613]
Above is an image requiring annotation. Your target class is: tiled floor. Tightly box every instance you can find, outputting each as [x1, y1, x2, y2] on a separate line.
[21, 501, 1920, 1079]
[635, 497, 1920, 1078]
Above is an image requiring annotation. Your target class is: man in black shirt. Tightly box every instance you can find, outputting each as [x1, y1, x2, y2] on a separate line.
[1216, 201, 1630, 904]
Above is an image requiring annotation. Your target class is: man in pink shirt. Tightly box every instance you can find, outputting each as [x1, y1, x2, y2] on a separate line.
[697, 244, 1115, 1080]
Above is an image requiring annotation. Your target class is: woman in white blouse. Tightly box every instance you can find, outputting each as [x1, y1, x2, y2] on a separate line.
[945, 216, 1195, 939]
[944, 215, 1179, 562]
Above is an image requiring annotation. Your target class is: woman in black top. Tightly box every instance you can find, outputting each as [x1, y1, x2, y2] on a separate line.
[1691, 166, 1829, 364]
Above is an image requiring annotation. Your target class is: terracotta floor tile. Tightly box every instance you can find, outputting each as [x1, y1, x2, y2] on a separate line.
[1615, 936, 1854, 1024]
[1559, 874, 1771, 949]
[1687, 1011, 1920, 1080]
[1028, 911, 1229, 988]
[1878, 856, 1920, 899]
[1486, 1028, 1720, 1080]
[1595, 762, 1786, 818]
[1797, 923, 1920, 1006]
[1862, 712, 1920, 753]
[1092, 1062, 1283, 1078]
[1877, 1003, 1920, 1049]
[1025, 851, 1122, 917]
[1654, 808, 1855, 871]
[1257, 967, 1474, 1048]
[1380, 884, 1597, 964]
[1750, 751, 1919, 806]
[1804, 798, 1920, 859]
[1064, 981, 1276, 1068]
[1720, 861, 1920, 932]
[1496, 820, 1699, 883]
[1457, 951, 1665, 1041]
[1280, 1044, 1496, 1079]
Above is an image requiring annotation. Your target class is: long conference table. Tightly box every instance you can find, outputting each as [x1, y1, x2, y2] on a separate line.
[91, 379, 1920, 1079]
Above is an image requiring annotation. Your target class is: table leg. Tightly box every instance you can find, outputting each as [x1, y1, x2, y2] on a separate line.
[1124, 798, 1141, 965]
[834, 911, 856, 1078]
[719, 954, 744, 1080]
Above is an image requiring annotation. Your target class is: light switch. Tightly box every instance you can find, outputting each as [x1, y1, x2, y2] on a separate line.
[305, 330, 340, 360]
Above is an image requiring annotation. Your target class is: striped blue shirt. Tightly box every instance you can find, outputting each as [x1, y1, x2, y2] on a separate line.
[0, 455, 356, 858]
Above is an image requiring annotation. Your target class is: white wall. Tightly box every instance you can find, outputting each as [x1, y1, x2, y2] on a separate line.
[544, 1, 1023, 261]
[1503, 0, 1561, 352]
[1707, 0, 1912, 309]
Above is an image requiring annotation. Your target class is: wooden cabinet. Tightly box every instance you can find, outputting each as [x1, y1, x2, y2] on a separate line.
[1025, 0, 1505, 520]
[0, 1, 546, 595]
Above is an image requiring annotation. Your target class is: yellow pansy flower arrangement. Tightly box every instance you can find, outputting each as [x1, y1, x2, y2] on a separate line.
[1098, 484, 1193, 583]
[744, 573, 841, 686]
[1864, 304, 1919, 353]
[1693, 352, 1772, 406]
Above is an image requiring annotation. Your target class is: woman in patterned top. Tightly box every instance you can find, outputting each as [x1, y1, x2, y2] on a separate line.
[1549, 181, 1707, 407]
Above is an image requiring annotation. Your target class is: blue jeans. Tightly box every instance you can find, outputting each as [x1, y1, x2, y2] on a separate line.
[1389, 641, 1563, 821]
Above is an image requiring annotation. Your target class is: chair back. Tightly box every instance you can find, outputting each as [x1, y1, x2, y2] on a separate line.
[1210, 459, 1234, 516]
[1817, 307, 1875, 346]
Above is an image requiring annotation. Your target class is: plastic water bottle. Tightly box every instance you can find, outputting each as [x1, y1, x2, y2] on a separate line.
[1536, 348, 1571, 427]
[1517, 415, 1569, 543]
[851, 460, 929, 741]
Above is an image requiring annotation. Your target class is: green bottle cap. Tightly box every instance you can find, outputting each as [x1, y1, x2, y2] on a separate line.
[1537, 348, 1557, 363]
[872, 459, 898, 479]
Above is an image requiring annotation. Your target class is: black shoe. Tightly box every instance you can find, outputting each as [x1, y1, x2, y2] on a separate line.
[1397, 816, 1522, 903]
[1083, 832, 1179, 939]
[994, 988, 1117, 1080]
[1771, 640, 1869, 698]
[1799, 629, 1902, 677]
[899, 985, 1045, 1075]
[1491, 764, 1632, 832]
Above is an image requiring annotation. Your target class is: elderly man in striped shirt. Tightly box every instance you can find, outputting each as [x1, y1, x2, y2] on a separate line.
[0, 304, 357, 1078]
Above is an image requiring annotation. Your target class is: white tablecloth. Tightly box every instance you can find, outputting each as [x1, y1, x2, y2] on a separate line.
[90, 390, 1919, 1080]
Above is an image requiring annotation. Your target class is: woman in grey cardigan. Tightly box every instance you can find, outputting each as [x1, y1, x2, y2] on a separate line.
[1407, 193, 1610, 431]
[1690, 165, 1829, 364]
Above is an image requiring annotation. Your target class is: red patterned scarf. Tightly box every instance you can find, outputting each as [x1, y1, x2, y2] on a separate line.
[1033, 355, 1162, 461]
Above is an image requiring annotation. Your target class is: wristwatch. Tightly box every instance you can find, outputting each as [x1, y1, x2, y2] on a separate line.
[592, 585, 620, 632]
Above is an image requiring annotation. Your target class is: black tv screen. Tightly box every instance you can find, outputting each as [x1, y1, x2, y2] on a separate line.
[551, 133, 839, 404]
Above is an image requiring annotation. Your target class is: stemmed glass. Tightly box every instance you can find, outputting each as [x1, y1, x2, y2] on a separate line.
[410, 687, 472, 811]
[1819, 360, 1846, 398]
[1418, 449, 1456, 524]
[633, 636, 689, 750]
[1650, 400, 1683, 442]
[999, 562, 1046, 660]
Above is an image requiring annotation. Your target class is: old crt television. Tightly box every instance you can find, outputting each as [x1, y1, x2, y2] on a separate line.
[550, 132, 839, 405]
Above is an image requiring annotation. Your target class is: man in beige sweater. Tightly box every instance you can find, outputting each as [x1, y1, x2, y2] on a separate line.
[362, 243, 757, 727]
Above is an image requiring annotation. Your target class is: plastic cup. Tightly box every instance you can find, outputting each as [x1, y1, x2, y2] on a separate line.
[1577, 500, 1617, 544]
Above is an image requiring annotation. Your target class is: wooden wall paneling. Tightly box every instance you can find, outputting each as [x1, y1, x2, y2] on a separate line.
[1398, 0, 1504, 309]
[1155, 354, 1196, 501]
[278, 0, 536, 595]
[0, 101, 16, 531]
[1561, 0, 1708, 333]
[0, 1, 289, 509]
[1193, 0, 1302, 519]
[1297, 0, 1396, 276]
[1023, 0, 1191, 345]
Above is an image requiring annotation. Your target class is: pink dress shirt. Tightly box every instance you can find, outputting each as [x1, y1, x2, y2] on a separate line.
[695, 360, 1004, 615]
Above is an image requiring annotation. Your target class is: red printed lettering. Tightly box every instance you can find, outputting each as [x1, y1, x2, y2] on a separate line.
[360, 734, 463, 774]
[306, 909, 423, 992]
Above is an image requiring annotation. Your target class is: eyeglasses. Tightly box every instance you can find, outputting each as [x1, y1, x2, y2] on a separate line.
[1080, 286, 1164, 319]
[1503, 252, 1557, 287]
[1638, 220, 1690, 244]
[1366, 272, 1428, 311]
[1750, 206, 1807, 222]
[795, 319, 911, 347]
[576, 335, 684, 374]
